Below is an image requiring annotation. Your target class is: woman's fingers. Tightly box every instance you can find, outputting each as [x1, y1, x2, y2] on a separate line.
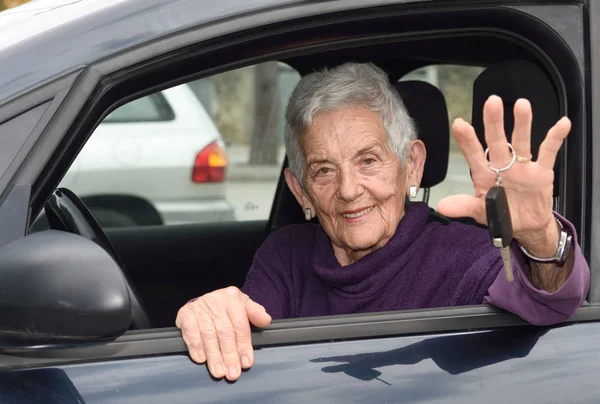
[511, 98, 533, 159]
[451, 118, 487, 173]
[176, 305, 206, 364]
[436, 194, 487, 225]
[441, 97, 568, 231]
[196, 300, 228, 379]
[211, 311, 242, 381]
[483, 95, 512, 166]
[225, 290, 254, 371]
[246, 299, 272, 328]
[537, 117, 571, 169]
[176, 287, 264, 382]
[236, 299, 271, 369]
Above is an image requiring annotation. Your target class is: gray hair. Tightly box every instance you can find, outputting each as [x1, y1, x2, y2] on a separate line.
[284, 62, 417, 183]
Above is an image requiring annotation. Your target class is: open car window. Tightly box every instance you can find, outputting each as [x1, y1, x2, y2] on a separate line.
[55, 63, 300, 229]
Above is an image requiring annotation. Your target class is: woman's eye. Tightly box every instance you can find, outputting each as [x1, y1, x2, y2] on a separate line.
[363, 158, 375, 165]
[317, 167, 331, 175]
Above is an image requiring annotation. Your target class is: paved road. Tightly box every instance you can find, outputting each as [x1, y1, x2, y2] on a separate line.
[225, 181, 279, 222]
[225, 146, 474, 222]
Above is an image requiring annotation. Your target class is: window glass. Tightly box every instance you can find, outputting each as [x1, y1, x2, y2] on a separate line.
[55, 63, 300, 229]
[399, 65, 485, 209]
[103, 94, 174, 123]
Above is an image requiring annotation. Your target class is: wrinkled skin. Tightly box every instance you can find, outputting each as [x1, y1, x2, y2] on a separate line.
[438, 97, 567, 252]
[175, 287, 271, 380]
[284, 106, 426, 265]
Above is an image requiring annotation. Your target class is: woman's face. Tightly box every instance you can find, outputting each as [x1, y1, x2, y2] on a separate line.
[285, 106, 424, 264]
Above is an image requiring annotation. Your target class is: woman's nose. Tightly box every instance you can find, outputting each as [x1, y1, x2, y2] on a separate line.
[337, 169, 364, 202]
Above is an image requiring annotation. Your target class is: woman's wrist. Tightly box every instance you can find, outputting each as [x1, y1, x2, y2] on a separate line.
[515, 214, 561, 258]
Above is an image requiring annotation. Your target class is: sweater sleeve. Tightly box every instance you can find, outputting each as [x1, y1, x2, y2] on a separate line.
[483, 214, 590, 326]
[241, 229, 295, 320]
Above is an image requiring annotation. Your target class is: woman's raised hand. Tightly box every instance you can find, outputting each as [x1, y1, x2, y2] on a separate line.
[437, 95, 570, 247]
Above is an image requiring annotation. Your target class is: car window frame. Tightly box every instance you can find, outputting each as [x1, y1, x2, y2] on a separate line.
[1, 303, 600, 370]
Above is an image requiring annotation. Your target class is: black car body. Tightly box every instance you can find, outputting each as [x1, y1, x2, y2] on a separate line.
[1, 0, 600, 402]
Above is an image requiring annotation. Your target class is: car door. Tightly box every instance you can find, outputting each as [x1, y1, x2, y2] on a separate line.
[3, 310, 600, 403]
[1, 0, 600, 402]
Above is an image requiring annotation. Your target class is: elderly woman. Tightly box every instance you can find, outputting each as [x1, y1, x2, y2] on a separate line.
[176, 62, 589, 381]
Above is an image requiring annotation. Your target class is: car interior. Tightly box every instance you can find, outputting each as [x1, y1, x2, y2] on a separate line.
[29, 7, 583, 330]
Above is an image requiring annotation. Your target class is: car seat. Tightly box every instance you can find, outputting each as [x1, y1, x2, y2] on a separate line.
[394, 80, 450, 203]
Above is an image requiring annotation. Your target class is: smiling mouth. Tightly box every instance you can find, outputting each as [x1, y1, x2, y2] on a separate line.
[342, 206, 374, 219]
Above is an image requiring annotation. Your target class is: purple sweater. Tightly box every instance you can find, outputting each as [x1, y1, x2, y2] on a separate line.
[242, 202, 589, 325]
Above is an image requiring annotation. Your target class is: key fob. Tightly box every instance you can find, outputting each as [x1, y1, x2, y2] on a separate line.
[486, 186, 513, 248]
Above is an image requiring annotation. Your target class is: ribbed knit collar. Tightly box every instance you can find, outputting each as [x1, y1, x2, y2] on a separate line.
[312, 202, 430, 297]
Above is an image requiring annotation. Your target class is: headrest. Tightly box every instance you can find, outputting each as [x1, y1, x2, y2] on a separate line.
[471, 60, 560, 195]
[395, 80, 449, 188]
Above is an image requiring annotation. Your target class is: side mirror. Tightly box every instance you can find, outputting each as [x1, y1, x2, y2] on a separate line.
[0, 230, 131, 349]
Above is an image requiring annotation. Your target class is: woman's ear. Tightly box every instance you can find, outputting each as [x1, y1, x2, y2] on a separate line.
[283, 168, 316, 218]
[407, 139, 427, 189]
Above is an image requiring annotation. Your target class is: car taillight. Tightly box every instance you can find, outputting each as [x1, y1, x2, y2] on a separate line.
[192, 141, 228, 183]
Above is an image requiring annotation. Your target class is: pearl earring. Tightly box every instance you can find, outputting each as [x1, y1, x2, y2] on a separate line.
[304, 208, 312, 221]
[409, 185, 417, 199]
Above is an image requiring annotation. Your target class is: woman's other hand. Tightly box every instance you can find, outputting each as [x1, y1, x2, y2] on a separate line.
[175, 287, 272, 381]
[437, 95, 569, 244]
[437, 95, 573, 291]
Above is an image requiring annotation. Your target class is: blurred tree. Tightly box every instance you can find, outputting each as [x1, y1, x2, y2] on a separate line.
[212, 67, 255, 145]
[436, 65, 484, 151]
[437, 65, 484, 127]
[249, 62, 280, 165]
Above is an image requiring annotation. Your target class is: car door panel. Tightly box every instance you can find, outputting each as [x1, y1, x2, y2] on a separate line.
[18, 322, 599, 403]
[105, 220, 268, 327]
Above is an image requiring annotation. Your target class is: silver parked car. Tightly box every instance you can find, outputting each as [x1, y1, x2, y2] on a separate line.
[58, 83, 236, 227]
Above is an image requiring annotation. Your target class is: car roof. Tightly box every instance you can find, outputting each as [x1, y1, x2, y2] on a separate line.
[0, 0, 543, 104]
[0, 0, 309, 102]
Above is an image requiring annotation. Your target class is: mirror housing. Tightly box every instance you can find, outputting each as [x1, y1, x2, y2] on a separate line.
[0, 230, 131, 349]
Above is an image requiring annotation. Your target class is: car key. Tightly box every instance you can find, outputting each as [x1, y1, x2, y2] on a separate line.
[486, 182, 514, 282]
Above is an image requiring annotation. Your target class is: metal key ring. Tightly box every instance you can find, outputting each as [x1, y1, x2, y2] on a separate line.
[484, 143, 517, 174]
